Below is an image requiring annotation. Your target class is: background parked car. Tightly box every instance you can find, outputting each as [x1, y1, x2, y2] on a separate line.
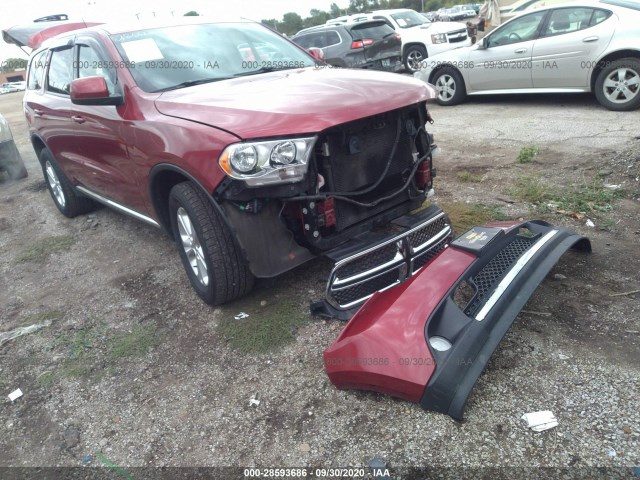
[441, 5, 478, 21]
[416, 1, 640, 111]
[292, 20, 403, 72]
[366, 9, 471, 71]
[0, 113, 27, 180]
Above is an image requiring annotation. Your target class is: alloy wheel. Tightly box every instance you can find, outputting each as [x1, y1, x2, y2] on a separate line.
[176, 207, 209, 286]
[45, 160, 66, 207]
[602, 67, 640, 104]
[436, 74, 456, 102]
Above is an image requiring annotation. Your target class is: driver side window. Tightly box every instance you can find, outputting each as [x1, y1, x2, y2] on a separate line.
[76, 44, 116, 94]
[487, 11, 546, 47]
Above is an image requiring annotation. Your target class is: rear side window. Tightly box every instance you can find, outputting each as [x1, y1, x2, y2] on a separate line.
[590, 8, 612, 25]
[294, 31, 341, 49]
[47, 48, 73, 95]
[28, 50, 48, 90]
[350, 22, 396, 40]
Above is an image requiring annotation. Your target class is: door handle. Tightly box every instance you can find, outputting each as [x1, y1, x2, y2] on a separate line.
[71, 115, 86, 124]
[583, 36, 599, 42]
[514, 48, 527, 53]
[33, 109, 44, 116]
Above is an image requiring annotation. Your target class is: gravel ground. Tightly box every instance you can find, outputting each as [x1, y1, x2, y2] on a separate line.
[0, 89, 639, 478]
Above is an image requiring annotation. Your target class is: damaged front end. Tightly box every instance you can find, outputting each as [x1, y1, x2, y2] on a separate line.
[323, 220, 591, 419]
[217, 101, 438, 280]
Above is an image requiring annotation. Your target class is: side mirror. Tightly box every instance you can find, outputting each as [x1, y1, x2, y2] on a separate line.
[477, 37, 488, 49]
[308, 47, 325, 62]
[70, 76, 123, 106]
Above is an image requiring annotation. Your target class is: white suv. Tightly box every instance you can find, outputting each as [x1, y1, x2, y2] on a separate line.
[368, 9, 471, 71]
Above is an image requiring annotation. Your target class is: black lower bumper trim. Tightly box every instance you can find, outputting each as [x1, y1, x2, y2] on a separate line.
[420, 220, 591, 419]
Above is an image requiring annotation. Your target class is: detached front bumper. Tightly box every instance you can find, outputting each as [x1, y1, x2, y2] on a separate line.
[324, 220, 591, 419]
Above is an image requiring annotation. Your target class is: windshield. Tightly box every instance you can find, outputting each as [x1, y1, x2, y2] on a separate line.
[390, 11, 429, 28]
[111, 22, 316, 92]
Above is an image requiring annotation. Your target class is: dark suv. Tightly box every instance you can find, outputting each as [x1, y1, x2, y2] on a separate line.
[23, 18, 445, 313]
[292, 20, 403, 72]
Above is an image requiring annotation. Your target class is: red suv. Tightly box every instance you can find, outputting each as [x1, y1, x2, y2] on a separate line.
[24, 19, 444, 313]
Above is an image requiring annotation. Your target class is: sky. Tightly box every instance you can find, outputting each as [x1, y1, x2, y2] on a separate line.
[1, 0, 350, 62]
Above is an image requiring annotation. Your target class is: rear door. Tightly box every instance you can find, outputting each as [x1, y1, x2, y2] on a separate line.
[531, 7, 615, 88]
[348, 21, 401, 67]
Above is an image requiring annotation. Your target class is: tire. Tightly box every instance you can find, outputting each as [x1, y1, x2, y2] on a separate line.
[40, 148, 95, 217]
[594, 58, 640, 112]
[168, 181, 254, 305]
[404, 45, 428, 73]
[432, 67, 466, 106]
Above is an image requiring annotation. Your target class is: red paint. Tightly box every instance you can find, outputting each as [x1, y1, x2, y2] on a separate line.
[25, 25, 436, 222]
[324, 246, 476, 402]
[70, 76, 109, 100]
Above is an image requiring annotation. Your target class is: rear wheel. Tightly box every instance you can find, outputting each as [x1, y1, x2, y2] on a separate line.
[404, 45, 428, 73]
[168, 181, 254, 305]
[594, 58, 640, 111]
[40, 148, 95, 217]
[432, 67, 466, 106]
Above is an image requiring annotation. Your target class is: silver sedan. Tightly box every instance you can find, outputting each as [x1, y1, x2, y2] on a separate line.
[415, 0, 640, 111]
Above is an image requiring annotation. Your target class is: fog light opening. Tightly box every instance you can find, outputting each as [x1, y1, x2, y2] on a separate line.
[429, 336, 452, 352]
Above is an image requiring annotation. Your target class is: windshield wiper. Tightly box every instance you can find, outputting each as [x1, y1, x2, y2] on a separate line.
[153, 77, 232, 93]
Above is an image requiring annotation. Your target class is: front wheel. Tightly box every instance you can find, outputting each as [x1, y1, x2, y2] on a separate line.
[168, 182, 254, 305]
[432, 67, 466, 106]
[404, 45, 428, 73]
[594, 58, 640, 111]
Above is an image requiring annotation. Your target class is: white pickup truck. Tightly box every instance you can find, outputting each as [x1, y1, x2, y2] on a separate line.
[368, 9, 471, 71]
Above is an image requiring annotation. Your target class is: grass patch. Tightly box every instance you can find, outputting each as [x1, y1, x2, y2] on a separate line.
[218, 292, 306, 354]
[511, 175, 625, 214]
[440, 201, 507, 235]
[51, 321, 108, 380]
[16, 235, 76, 263]
[517, 146, 539, 164]
[36, 371, 56, 389]
[456, 170, 483, 183]
[110, 324, 161, 360]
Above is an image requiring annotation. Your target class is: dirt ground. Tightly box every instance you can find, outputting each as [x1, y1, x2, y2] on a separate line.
[0, 89, 639, 476]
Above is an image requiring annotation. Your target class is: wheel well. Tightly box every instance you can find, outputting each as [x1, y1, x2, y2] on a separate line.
[30, 136, 47, 164]
[149, 169, 192, 237]
[403, 42, 428, 59]
[590, 50, 640, 92]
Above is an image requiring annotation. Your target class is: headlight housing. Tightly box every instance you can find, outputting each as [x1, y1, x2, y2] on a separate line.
[219, 137, 316, 186]
[431, 33, 447, 44]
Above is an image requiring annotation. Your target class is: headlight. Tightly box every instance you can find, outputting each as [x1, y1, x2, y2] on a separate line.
[219, 137, 316, 186]
[431, 33, 447, 44]
[230, 145, 258, 173]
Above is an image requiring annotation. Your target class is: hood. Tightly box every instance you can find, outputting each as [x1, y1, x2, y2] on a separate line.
[155, 67, 436, 139]
[413, 21, 468, 33]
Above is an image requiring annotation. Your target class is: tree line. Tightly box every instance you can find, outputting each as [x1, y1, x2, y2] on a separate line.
[261, 0, 461, 35]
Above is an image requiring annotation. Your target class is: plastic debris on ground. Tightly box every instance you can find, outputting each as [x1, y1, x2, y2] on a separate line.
[586, 219, 596, 228]
[234, 312, 249, 320]
[0, 321, 52, 347]
[249, 393, 260, 407]
[8, 388, 23, 402]
[521, 410, 558, 432]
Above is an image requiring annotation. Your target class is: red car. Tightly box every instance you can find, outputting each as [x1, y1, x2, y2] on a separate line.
[20, 18, 440, 307]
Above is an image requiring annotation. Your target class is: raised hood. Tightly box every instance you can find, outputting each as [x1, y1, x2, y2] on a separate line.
[154, 67, 436, 140]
